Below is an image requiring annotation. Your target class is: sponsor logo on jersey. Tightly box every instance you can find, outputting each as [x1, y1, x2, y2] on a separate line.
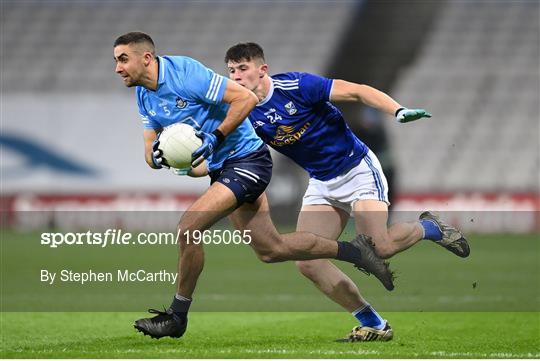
[270, 123, 311, 147]
[284, 101, 297, 115]
[175, 96, 187, 109]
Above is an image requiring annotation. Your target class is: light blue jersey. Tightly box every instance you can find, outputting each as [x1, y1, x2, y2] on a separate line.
[136, 56, 263, 172]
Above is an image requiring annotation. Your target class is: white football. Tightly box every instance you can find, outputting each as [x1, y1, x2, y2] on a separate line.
[159, 123, 202, 169]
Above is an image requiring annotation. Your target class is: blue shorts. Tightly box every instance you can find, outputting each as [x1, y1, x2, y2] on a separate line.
[210, 145, 273, 206]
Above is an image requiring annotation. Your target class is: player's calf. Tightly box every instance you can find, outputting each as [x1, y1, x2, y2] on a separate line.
[366, 240, 396, 260]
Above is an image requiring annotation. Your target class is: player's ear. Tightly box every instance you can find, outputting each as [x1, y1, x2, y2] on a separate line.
[143, 52, 154, 66]
[259, 64, 268, 78]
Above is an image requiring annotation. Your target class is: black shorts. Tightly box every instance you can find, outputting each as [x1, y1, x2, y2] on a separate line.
[210, 145, 273, 206]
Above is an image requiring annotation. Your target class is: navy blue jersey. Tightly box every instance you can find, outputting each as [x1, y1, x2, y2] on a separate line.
[249, 72, 368, 181]
[136, 56, 263, 172]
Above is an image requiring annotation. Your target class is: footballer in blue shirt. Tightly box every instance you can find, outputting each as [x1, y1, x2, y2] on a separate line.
[113, 32, 394, 340]
[225, 42, 470, 342]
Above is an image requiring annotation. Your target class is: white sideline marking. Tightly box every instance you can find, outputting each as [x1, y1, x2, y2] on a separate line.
[12, 347, 540, 358]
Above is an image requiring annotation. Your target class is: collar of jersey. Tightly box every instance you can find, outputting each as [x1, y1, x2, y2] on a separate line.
[157, 56, 166, 86]
[257, 76, 275, 106]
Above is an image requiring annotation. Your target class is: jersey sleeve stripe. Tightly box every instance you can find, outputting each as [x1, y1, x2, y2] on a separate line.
[205, 73, 219, 99]
[210, 76, 224, 101]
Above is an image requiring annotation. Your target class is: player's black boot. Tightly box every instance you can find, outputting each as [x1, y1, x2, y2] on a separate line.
[350, 234, 395, 291]
[134, 308, 187, 339]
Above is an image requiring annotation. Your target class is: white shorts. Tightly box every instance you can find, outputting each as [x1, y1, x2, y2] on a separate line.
[302, 150, 390, 215]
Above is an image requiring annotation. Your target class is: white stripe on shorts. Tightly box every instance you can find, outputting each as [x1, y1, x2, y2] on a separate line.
[234, 167, 260, 179]
[363, 153, 384, 201]
[234, 170, 258, 183]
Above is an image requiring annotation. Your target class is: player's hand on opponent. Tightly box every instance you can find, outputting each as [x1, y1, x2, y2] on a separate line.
[192, 130, 222, 167]
[151, 139, 170, 169]
[395, 107, 432, 123]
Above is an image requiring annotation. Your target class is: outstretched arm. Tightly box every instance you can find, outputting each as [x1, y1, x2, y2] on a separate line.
[330, 80, 401, 115]
[329, 79, 431, 123]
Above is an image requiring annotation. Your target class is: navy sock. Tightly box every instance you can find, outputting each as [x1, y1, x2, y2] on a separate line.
[336, 241, 361, 264]
[420, 219, 443, 241]
[353, 304, 385, 330]
[170, 294, 191, 317]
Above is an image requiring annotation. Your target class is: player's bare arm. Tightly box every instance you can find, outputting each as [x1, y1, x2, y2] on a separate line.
[187, 162, 208, 177]
[218, 80, 259, 136]
[143, 129, 160, 168]
[330, 80, 432, 123]
[330, 80, 401, 115]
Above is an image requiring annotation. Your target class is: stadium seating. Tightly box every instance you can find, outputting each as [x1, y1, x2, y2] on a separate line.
[1, 1, 357, 93]
[390, 0, 539, 192]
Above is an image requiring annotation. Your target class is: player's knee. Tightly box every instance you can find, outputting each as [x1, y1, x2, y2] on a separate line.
[176, 223, 201, 248]
[256, 248, 286, 263]
[296, 260, 318, 278]
[256, 253, 274, 263]
[257, 252, 279, 263]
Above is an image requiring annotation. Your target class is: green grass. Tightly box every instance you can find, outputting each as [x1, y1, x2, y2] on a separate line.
[1, 231, 539, 357]
[1, 312, 539, 358]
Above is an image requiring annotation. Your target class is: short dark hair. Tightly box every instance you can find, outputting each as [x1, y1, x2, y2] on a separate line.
[225, 42, 265, 64]
[114, 31, 155, 54]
